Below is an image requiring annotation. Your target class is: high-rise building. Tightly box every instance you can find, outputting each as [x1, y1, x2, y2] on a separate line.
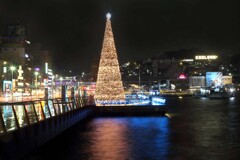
[0, 23, 28, 65]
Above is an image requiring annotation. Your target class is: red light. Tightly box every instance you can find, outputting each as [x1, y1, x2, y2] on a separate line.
[179, 74, 186, 79]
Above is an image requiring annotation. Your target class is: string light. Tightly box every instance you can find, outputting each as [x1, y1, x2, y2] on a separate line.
[95, 13, 125, 106]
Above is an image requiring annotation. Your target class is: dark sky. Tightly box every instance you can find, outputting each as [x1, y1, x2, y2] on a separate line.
[0, 0, 240, 74]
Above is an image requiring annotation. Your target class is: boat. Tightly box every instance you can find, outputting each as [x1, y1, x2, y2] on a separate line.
[194, 87, 235, 99]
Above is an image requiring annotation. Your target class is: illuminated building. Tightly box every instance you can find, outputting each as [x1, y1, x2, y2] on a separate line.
[0, 23, 53, 98]
[95, 13, 125, 106]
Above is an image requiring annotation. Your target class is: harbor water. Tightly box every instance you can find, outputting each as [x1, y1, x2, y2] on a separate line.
[25, 97, 240, 160]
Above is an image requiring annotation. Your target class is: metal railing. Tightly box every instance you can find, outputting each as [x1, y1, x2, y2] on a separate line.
[0, 96, 86, 135]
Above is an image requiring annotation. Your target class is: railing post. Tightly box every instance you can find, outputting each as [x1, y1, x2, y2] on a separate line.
[71, 97, 76, 110]
[80, 96, 84, 107]
[69, 97, 73, 110]
[39, 101, 46, 120]
[52, 99, 57, 116]
[78, 97, 82, 107]
[56, 99, 62, 114]
[64, 98, 69, 112]
[67, 98, 72, 111]
[12, 104, 20, 129]
[0, 106, 7, 133]
[32, 102, 39, 122]
[23, 104, 30, 126]
[75, 97, 79, 108]
[79, 97, 82, 107]
[46, 99, 52, 118]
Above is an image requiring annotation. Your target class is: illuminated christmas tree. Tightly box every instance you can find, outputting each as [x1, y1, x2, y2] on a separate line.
[95, 13, 125, 106]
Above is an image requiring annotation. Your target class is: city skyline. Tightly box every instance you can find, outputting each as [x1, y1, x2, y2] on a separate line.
[0, 0, 239, 74]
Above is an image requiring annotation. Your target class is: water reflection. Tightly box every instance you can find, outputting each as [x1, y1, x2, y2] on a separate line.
[167, 97, 240, 160]
[65, 117, 170, 160]
[127, 117, 170, 159]
[87, 118, 131, 160]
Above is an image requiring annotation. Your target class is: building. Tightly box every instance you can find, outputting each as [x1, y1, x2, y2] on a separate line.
[0, 23, 53, 97]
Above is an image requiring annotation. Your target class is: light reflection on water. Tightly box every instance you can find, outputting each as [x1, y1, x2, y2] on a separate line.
[26, 97, 240, 160]
[166, 97, 240, 160]
[70, 117, 170, 160]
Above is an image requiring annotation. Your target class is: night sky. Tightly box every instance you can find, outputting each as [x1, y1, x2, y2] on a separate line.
[0, 0, 239, 74]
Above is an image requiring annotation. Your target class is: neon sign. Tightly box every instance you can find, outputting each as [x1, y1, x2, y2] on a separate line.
[195, 55, 218, 60]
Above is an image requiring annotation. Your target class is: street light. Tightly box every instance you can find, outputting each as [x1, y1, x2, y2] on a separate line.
[59, 77, 63, 98]
[10, 66, 16, 101]
[35, 72, 39, 99]
[138, 64, 141, 90]
[10, 66, 16, 80]
[34, 72, 39, 87]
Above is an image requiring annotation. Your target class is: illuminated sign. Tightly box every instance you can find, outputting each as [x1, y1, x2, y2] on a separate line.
[222, 76, 232, 85]
[195, 55, 218, 60]
[182, 59, 194, 62]
[178, 74, 187, 79]
[206, 72, 223, 87]
[18, 65, 23, 80]
[151, 97, 166, 106]
[3, 80, 12, 92]
[45, 63, 48, 74]
[3, 67, 7, 73]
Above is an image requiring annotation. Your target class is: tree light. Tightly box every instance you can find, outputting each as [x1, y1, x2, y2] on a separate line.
[95, 13, 125, 106]
[106, 13, 111, 19]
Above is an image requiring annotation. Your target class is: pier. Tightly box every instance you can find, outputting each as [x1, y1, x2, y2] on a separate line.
[0, 97, 167, 159]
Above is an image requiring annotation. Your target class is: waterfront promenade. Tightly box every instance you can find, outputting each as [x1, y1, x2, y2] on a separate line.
[0, 96, 167, 160]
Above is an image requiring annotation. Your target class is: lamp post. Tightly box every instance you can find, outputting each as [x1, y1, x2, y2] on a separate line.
[80, 72, 84, 97]
[35, 72, 39, 99]
[138, 64, 141, 91]
[60, 77, 63, 98]
[35, 72, 39, 87]
[10, 66, 16, 80]
[10, 66, 16, 101]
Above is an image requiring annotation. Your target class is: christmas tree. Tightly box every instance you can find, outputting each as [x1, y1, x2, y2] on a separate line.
[95, 13, 125, 106]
